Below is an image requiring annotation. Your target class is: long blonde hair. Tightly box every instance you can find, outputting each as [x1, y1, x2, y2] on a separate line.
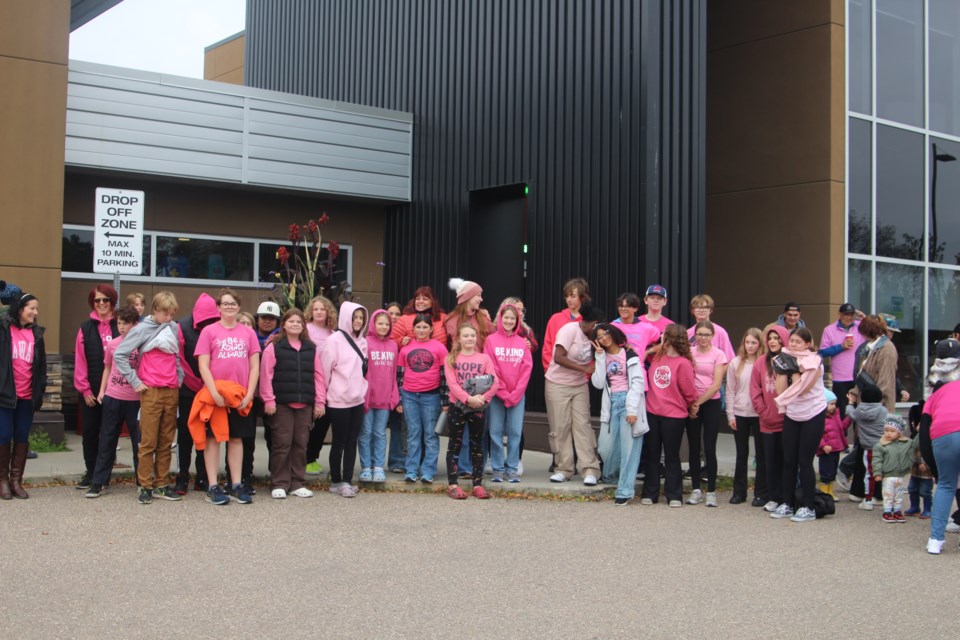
[447, 324, 478, 367]
[735, 327, 766, 377]
[308, 295, 338, 330]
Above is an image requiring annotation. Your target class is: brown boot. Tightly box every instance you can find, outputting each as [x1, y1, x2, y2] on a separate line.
[10, 442, 29, 499]
[0, 443, 11, 500]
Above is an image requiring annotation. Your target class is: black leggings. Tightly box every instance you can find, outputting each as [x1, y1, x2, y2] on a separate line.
[327, 405, 364, 484]
[447, 406, 485, 486]
[733, 415, 765, 500]
[686, 398, 722, 492]
[642, 413, 686, 502]
[782, 410, 826, 510]
[762, 430, 784, 505]
[176, 393, 206, 484]
[306, 413, 332, 463]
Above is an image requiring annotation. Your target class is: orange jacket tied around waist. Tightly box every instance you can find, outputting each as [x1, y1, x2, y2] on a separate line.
[188, 380, 252, 449]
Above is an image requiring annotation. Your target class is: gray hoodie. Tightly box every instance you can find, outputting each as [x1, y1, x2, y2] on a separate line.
[846, 402, 888, 448]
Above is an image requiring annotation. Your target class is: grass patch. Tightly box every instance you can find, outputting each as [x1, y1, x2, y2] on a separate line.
[28, 431, 69, 453]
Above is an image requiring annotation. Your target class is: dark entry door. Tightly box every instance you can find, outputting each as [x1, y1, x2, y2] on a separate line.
[468, 183, 527, 311]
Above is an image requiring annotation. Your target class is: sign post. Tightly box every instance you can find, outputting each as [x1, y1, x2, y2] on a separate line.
[93, 188, 145, 296]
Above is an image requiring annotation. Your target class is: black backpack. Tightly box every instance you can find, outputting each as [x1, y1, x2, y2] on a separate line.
[795, 488, 836, 518]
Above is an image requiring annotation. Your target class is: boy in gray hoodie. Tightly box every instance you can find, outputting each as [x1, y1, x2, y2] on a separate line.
[845, 385, 888, 511]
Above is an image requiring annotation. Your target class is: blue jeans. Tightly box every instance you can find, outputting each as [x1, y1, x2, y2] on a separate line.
[387, 409, 405, 470]
[0, 399, 33, 444]
[931, 431, 960, 541]
[597, 412, 622, 485]
[487, 396, 525, 475]
[402, 390, 441, 481]
[605, 392, 644, 499]
[359, 408, 389, 470]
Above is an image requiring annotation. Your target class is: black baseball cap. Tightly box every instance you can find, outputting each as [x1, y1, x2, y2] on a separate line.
[839, 303, 856, 314]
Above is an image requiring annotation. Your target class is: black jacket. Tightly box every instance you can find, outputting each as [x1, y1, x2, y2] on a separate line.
[272, 338, 317, 406]
[0, 317, 47, 410]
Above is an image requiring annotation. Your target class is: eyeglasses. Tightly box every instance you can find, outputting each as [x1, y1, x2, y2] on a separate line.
[219, 301, 239, 308]
[692, 306, 712, 311]
[617, 303, 636, 308]
[93, 298, 111, 304]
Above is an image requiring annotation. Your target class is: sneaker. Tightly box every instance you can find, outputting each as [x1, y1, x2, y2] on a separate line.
[614, 497, 631, 506]
[359, 469, 373, 482]
[483, 462, 493, 475]
[389, 467, 405, 473]
[242, 481, 257, 496]
[769, 503, 794, 519]
[154, 486, 182, 501]
[751, 497, 766, 507]
[404, 476, 418, 484]
[640, 498, 654, 505]
[471, 486, 491, 499]
[329, 482, 344, 494]
[448, 485, 468, 500]
[290, 487, 314, 498]
[420, 477, 434, 484]
[516, 461, 524, 476]
[686, 489, 703, 505]
[271, 488, 287, 499]
[85, 484, 106, 498]
[137, 487, 153, 504]
[549, 473, 567, 483]
[583, 475, 598, 486]
[668, 500, 682, 508]
[76, 474, 92, 490]
[894, 511, 906, 522]
[372, 469, 386, 483]
[858, 501, 874, 511]
[194, 478, 209, 492]
[946, 521, 960, 534]
[338, 484, 357, 498]
[507, 473, 521, 483]
[763, 501, 779, 512]
[790, 507, 816, 522]
[882, 511, 897, 523]
[848, 494, 863, 502]
[871, 497, 884, 505]
[173, 479, 188, 496]
[230, 483, 253, 504]
[205, 484, 230, 506]
[305, 461, 323, 475]
[927, 538, 945, 555]
[491, 472, 504, 483]
[705, 492, 718, 507]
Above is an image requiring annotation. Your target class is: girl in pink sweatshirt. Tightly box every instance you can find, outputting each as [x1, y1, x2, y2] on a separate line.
[259, 308, 326, 499]
[359, 309, 399, 483]
[483, 304, 532, 482]
[444, 324, 499, 499]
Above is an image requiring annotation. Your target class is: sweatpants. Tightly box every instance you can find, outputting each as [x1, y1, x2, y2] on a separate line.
[781, 410, 826, 510]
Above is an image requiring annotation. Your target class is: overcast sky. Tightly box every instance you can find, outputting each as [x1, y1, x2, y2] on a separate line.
[69, 0, 246, 78]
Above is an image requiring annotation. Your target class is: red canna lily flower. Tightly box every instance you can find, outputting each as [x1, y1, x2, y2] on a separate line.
[288, 224, 301, 243]
[318, 213, 330, 225]
[327, 241, 340, 259]
[276, 246, 290, 265]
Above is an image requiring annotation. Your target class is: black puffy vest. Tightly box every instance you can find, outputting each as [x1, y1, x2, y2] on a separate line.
[80, 317, 119, 391]
[272, 338, 317, 405]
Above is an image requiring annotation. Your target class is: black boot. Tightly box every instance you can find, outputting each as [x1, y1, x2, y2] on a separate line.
[0, 443, 12, 500]
[10, 442, 29, 499]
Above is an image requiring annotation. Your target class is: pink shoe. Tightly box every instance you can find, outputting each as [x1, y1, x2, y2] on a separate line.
[471, 486, 491, 500]
[448, 485, 468, 500]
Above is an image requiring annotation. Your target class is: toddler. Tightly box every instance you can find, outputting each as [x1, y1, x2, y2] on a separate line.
[817, 389, 848, 497]
[871, 415, 917, 523]
[905, 402, 933, 518]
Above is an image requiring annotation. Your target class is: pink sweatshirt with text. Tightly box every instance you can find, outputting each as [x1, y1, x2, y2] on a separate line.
[483, 306, 533, 407]
[444, 351, 500, 405]
[365, 309, 400, 410]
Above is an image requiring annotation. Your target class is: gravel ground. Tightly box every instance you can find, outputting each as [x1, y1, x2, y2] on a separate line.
[1, 487, 956, 639]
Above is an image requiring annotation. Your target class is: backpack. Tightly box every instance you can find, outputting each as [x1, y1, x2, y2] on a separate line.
[796, 487, 836, 518]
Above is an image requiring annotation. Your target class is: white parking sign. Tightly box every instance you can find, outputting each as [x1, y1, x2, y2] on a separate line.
[94, 188, 144, 275]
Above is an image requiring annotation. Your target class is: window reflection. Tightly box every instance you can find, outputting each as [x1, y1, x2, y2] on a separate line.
[875, 262, 924, 402]
[876, 125, 924, 260]
[929, 0, 960, 136]
[847, 259, 872, 312]
[876, 0, 924, 127]
[930, 138, 960, 264]
[848, 118, 872, 254]
[849, 0, 872, 115]
[155, 236, 253, 281]
[257, 243, 351, 300]
[62, 228, 151, 276]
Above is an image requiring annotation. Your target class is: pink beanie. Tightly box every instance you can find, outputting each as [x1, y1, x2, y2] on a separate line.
[449, 278, 482, 304]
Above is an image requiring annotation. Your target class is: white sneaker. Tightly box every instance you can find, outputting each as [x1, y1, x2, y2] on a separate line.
[290, 487, 314, 498]
[763, 501, 779, 512]
[927, 538, 945, 554]
[857, 500, 874, 511]
[483, 462, 493, 475]
[946, 521, 960, 534]
[516, 461, 524, 476]
[271, 488, 287, 499]
[848, 494, 862, 502]
[770, 503, 794, 519]
[686, 489, 702, 505]
[790, 507, 816, 522]
[549, 473, 567, 483]
[640, 498, 653, 505]
[705, 492, 718, 507]
[583, 475, 598, 486]
[668, 500, 682, 508]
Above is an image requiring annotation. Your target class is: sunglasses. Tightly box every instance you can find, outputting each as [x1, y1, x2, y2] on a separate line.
[93, 297, 112, 304]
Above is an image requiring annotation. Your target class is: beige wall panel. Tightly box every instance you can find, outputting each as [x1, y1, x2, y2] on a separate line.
[1, 266, 62, 352]
[707, 25, 838, 194]
[829, 24, 846, 181]
[713, 305, 837, 353]
[204, 35, 245, 82]
[211, 68, 244, 85]
[0, 0, 69, 63]
[708, 0, 842, 51]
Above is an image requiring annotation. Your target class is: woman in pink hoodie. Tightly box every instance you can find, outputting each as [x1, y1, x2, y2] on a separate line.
[359, 309, 399, 483]
[750, 324, 791, 513]
[484, 304, 533, 482]
[320, 301, 369, 498]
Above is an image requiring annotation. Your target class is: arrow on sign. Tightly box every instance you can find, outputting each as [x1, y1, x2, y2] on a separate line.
[104, 232, 135, 238]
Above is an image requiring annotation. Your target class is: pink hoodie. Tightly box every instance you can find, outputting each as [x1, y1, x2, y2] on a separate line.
[320, 301, 369, 408]
[178, 292, 220, 393]
[365, 309, 400, 410]
[750, 325, 790, 433]
[483, 305, 533, 407]
[444, 351, 500, 405]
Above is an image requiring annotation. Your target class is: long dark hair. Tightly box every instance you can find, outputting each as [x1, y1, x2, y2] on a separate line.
[402, 286, 445, 322]
[8, 294, 38, 329]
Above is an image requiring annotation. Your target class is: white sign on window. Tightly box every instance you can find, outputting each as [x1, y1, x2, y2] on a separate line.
[93, 188, 144, 275]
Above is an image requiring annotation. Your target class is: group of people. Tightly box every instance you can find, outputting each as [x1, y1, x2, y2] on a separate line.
[4, 275, 960, 555]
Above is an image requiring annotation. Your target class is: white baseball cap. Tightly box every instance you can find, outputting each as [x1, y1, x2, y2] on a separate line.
[256, 301, 282, 319]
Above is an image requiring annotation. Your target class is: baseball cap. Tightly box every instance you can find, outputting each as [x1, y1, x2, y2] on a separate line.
[256, 301, 282, 319]
[838, 303, 856, 314]
[936, 338, 960, 360]
[644, 284, 667, 298]
[879, 313, 901, 333]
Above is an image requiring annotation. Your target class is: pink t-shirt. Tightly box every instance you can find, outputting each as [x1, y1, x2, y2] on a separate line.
[545, 322, 593, 387]
[613, 319, 661, 355]
[687, 323, 736, 361]
[924, 381, 960, 440]
[692, 346, 727, 399]
[306, 324, 332, 351]
[605, 349, 629, 393]
[195, 322, 261, 390]
[639, 315, 674, 334]
[104, 337, 139, 401]
[10, 326, 35, 400]
[398, 339, 448, 393]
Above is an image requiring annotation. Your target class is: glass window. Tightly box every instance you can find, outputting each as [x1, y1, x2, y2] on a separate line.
[847, 258, 873, 312]
[849, 0, 873, 115]
[875, 262, 924, 401]
[928, 267, 960, 354]
[876, 125, 924, 260]
[155, 236, 254, 281]
[929, 0, 960, 136]
[257, 242, 351, 300]
[62, 227, 151, 276]
[848, 118, 872, 254]
[930, 137, 960, 264]
[876, 0, 924, 127]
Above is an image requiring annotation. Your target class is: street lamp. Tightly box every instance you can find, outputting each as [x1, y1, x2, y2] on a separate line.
[931, 143, 957, 263]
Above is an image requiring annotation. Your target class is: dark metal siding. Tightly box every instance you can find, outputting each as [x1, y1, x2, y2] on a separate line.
[245, 0, 706, 408]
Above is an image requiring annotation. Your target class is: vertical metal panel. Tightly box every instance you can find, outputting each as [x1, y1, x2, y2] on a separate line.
[245, 0, 706, 409]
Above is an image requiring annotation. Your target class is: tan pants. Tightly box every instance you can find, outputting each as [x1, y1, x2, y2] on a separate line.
[270, 405, 312, 491]
[544, 380, 599, 479]
[138, 386, 178, 489]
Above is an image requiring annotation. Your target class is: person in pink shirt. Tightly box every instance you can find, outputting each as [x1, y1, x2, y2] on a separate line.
[725, 327, 766, 506]
[390, 286, 448, 347]
[638, 284, 674, 334]
[304, 295, 338, 476]
[195, 288, 261, 506]
[85, 305, 143, 498]
[750, 324, 791, 512]
[484, 304, 533, 483]
[640, 324, 698, 507]
[444, 278, 494, 351]
[0, 293, 46, 500]
[259, 308, 326, 499]
[685, 321, 728, 507]
[359, 309, 400, 483]
[444, 324, 499, 499]
[113, 292, 185, 505]
[612, 292, 661, 359]
[541, 278, 590, 372]
[685, 294, 735, 361]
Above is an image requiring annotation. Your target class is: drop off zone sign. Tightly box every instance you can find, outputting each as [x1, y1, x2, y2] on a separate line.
[94, 188, 144, 275]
